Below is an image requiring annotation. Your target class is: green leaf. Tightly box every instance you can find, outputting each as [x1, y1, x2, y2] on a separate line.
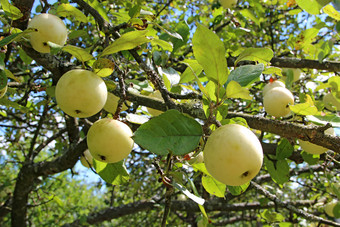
[0, 0, 23, 20]
[334, 203, 340, 218]
[225, 64, 264, 87]
[100, 30, 150, 57]
[180, 59, 203, 84]
[300, 151, 319, 165]
[227, 183, 250, 196]
[296, 0, 332, 14]
[4, 69, 20, 82]
[62, 45, 94, 63]
[226, 80, 251, 100]
[240, 9, 260, 25]
[290, 94, 319, 115]
[264, 157, 290, 185]
[306, 114, 340, 127]
[93, 58, 115, 77]
[323, 4, 340, 20]
[153, 23, 183, 40]
[261, 210, 285, 222]
[276, 139, 294, 160]
[235, 48, 273, 65]
[56, 3, 88, 23]
[173, 182, 205, 205]
[192, 23, 228, 85]
[202, 175, 226, 198]
[93, 160, 129, 185]
[0, 28, 36, 47]
[150, 39, 173, 52]
[133, 109, 203, 156]
[87, 0, 110, 22]
[0, 99, 29, 113]
[129, 5, 141, 18]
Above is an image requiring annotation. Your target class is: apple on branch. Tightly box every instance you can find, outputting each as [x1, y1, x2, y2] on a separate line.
[87, 118, 134, 163]
[262, 80, 285, 97]
[27, 13, 68, 53]
[55, 69, 107, 118]
[263, 87, 294, 118]
[204, 124, 263, 186]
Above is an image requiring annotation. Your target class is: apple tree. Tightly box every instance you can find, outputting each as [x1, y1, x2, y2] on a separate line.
[0, 0, 340, 226]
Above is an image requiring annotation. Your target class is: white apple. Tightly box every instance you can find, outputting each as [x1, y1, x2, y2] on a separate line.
[80, 149, 93, 168]
[204, 124, 263, 186]
[55, 69, 107, 118]
[87, 118, 134, 163]
[147, 90, 163, 116]
[263, 87, 294, 117]
[282, 68, 301, 82]
[263, 80, 285, 97]
[103, 92, 130, 113]
[323, 93, 340, 111]
[220, 0, 238, 9]
[298, 127, 335, 155]
[0, 85, 7, 98]
[27, 13, 67, 53]
[324, 200, 338, 217]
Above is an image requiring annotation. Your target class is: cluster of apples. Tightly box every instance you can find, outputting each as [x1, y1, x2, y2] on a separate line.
[27, 13, 134, 166]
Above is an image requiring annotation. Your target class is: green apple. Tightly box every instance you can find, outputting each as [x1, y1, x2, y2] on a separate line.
[298, 127, 335, 155]
[55, 69, 107, 118]
[147, 90, 163, 116]
[103, 92, 130, 113]
[80, 149, 93, 168]
[87, 118, 134, 163]
[282, 68, 301, 82]
[324, 200, 338, 217]
[323, 93, 340, 111]
[27, 13, 67, 53]
[0, 85, 7, 98]
[263, 87, 294, 117]
[220, 0, 238, 9]
[204, 124, 263, 186]
[263, 80, 285, 97]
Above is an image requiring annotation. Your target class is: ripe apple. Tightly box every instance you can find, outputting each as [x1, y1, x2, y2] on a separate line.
[147, 90, 163, 116]
[282, 68, 301, 82]
[0, 85, 7, 98]
[80, 149, 93, 168]
[263, 80, 285, 96]
[55, 69, 107, 118]
[263, 87, 294, 117]
[27, 13, 68, 53]
[298, 127, 335, 155]
[203, 124, 263, 186]
[87, 118, 134, 163]
[324, 200, 339, 217]
[103, 92, 130, 113]
[323, 93, 340, 111]
[220, 0, 238, 9]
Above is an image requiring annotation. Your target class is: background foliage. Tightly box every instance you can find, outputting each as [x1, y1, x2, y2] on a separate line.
[0, 0, 340, 226]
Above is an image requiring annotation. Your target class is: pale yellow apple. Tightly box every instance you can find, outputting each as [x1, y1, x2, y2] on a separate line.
[220, 0, 238, 9]
[282, 68, 301, 82]
[80, 149, 93, 168]
[87, 118, 134, 163]
[27, 13, 67, 53]
[263, 80, 285, 97]
[0, 85, 7, 98]
[147, 90, 163, 116]
[103, 92, 130, 113]
[55, 69, 107, 118]
[298, 127, 335, 155]
[263, 87, 294, 117]
[204, 124, 263, 186]
[323, 93, 340, 111]
[324, 200, 338, 217]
